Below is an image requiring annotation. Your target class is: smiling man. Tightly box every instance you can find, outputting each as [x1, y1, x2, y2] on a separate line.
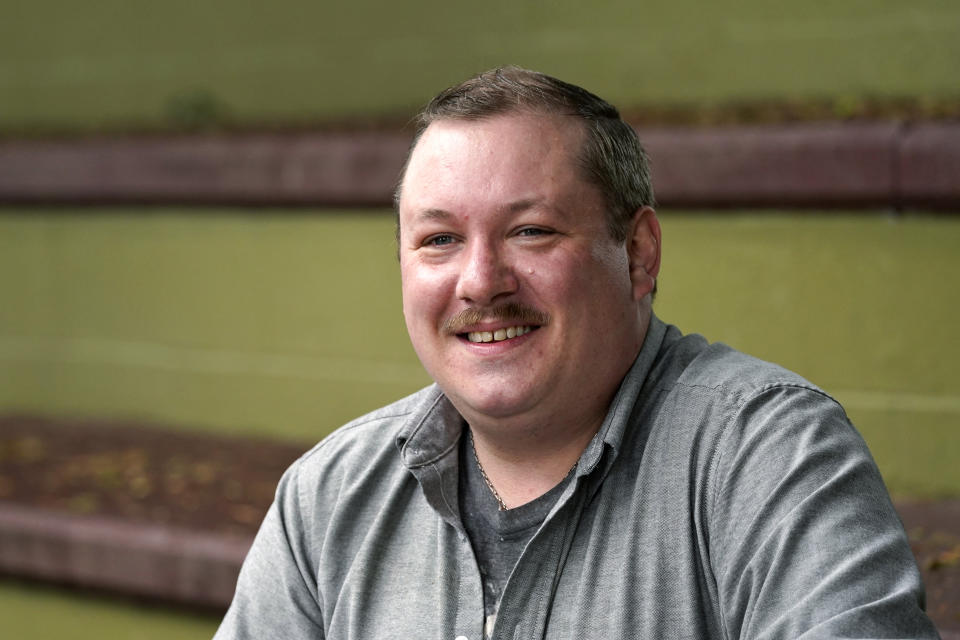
[216, 68, 937, 639]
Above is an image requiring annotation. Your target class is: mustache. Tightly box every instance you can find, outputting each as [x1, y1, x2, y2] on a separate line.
[441, 303, 550, 335]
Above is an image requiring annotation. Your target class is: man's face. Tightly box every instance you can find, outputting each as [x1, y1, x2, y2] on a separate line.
[397, 113, 648, 431]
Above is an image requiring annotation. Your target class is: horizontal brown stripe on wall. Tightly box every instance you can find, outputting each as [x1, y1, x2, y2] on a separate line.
[0, 122, 957, 209]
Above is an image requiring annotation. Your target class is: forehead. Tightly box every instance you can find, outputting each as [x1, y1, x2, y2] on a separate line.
[398, 113, 590, 215]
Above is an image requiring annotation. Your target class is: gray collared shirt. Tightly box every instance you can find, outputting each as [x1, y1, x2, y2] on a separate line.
[216, 316, 938, 639]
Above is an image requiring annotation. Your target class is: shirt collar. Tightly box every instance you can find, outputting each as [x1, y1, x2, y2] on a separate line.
[574, 313, 667, 478]
[396, 385, 462, 468]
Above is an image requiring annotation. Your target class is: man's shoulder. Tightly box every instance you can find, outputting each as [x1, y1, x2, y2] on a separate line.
[648, 327, 857, 460]
[658, 327, 833, 406]
[336, 383, 441, 435]
[293, 384, 441, 480]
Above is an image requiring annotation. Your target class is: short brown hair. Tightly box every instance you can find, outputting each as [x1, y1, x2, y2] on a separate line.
[394, 66, 655, 242]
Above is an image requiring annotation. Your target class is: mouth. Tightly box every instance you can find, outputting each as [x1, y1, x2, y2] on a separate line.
[462, 325, 537, 343]
[442, 303, 549, 342]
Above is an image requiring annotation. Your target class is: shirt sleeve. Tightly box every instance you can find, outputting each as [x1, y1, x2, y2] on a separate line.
[709, 384, 939, 639]
[214, 459, 325, 640]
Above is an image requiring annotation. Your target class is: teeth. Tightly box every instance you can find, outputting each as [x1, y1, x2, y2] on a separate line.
[467, 325, 532, 343]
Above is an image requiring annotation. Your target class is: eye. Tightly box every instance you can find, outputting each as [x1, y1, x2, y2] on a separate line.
[425, 233, 457, 247]
[516, 227, 553, 238]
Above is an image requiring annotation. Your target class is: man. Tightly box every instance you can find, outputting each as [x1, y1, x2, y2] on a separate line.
[216, 67, 937, 639]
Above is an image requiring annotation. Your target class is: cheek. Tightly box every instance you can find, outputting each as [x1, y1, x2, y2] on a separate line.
[526, 251, 633, 326]
[400, 262, 455, 328]
[585, 245, 633, 298]
[590, 240, 631, 276]
[536, 246, 627, 296]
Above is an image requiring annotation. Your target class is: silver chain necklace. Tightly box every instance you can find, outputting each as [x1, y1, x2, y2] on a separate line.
[468, 429, 578, 512]
[470, 429, 509, 511]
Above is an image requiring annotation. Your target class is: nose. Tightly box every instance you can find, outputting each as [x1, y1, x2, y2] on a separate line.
[455, 239, 518, 305]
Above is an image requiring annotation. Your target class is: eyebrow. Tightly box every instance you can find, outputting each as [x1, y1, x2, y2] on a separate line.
[414, 208, 453, 222]
[508, 196, 573, 221]
[506, 198, 543, 214]
[412, 197, 561, 222]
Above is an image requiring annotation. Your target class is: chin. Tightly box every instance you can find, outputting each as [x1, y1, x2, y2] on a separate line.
[447, 386, 539, 422]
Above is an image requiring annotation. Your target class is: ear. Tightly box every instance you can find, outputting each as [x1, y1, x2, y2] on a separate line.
[627, 206, 661, 301]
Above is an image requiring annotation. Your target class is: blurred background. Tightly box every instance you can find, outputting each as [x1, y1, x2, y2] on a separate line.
[1, 0, 958, 637]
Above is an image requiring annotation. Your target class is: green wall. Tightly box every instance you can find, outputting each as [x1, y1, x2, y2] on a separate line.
[2, 0, 958, 133]
[1, 210, 958, 497]
[0, 210, 427, 440]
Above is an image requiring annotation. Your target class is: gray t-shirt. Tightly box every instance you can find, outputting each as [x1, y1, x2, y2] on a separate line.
[458, 432, 573, 638]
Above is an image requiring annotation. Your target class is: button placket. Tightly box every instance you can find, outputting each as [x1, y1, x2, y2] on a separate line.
[454, 524, 485, 640]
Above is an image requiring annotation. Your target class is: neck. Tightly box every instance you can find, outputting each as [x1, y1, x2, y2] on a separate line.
[467, 412, 601, 508]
